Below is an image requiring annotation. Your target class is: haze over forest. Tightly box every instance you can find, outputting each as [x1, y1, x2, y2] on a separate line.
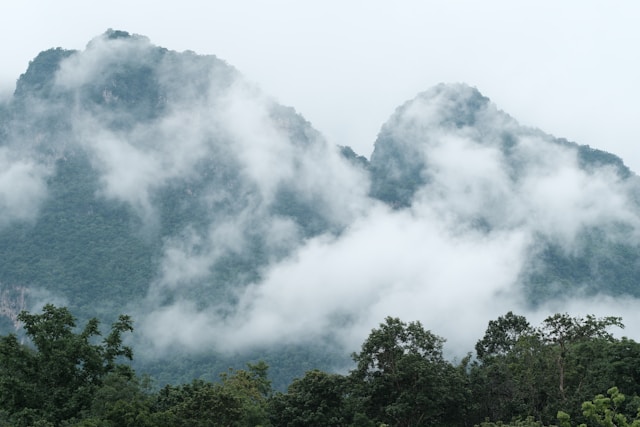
[1, 30, 640, 382]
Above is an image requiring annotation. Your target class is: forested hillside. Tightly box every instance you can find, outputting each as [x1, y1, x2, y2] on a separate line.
[1, 30, 640, 390]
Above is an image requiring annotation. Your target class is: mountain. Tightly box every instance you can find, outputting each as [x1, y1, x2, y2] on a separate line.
[1, 30, 640, 385]
[369, 83, 640, 302]
[371, 83, 632, 206]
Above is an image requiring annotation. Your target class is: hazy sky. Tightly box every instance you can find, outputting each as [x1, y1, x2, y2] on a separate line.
[1, 1, 639, 170]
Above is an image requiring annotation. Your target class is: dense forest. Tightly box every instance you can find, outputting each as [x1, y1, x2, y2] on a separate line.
[2, 305, 640, 426]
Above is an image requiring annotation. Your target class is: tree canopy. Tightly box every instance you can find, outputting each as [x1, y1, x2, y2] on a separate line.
[0, 304, 133, 426]
[1, 306, 639, 426]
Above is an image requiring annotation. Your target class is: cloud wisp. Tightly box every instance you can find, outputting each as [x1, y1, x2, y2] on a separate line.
[4, 33, 640, 364]
[138, 83, 640, 359]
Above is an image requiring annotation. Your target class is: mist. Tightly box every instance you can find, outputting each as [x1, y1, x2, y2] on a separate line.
[0, 148, 51, 228]
[135, 76, 640, 359]
[3, 32, 640, 366]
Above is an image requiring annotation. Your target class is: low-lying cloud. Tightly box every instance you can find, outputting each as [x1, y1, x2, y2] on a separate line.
[5, 34, 640, 364]
[138, 84, 640, 359]
[0, 147, 50, 227]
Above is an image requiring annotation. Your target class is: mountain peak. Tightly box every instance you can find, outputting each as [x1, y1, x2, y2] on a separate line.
[368, 83, 498, 206]
[369, 82, 632, 208]
[87, 28, 151, 47]
[397, 82, 492, 130]
[104, 28, 134, 40]
[13, 48, 75, 99]
[419, 82, 485, 102]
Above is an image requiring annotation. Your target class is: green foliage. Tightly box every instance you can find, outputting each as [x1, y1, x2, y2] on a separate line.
[470, 313, 631, 426]
[268, 370, 351, 426]
[220, 361, 273, 426]
[579, 387, 640, 427]
[539, 314, 623, 347]
[0, 305, 133, 426]
[557, 387, 640, 427]
[476, 311, 532, 360]
[154, 379, 245, 426]
[0, 153, 156, 322]
[78, 367, 156, 427]
[538, 314, 624, 406]
[3, 306, 640, 427]
[0, 35, 348, 388]
[150, 361, 273, 426]
[350, 316, 467, 426]
[476, 416, 550, 427]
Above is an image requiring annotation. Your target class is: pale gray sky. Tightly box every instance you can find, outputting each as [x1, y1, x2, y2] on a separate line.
[1, 1, 639, 170]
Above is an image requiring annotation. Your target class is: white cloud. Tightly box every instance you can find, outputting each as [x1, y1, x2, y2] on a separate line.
[3, 25, 640, 366]
[137, 83, 640, 360]
[0, 148, 50, 227]
[137, 200, 532, 357]
[216, 82, 298, 201]
[55, 32, 152, 90]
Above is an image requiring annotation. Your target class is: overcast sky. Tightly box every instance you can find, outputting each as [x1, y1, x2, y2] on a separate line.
[1, 1, 639, 171]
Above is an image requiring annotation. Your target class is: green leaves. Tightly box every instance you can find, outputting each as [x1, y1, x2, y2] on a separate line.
[540, 314, 624, 347]
[350, 317, 465, 427]
[475, 311, 532, 361]
[155, 380, 245, 427]
[269, 370, 350, 427]
[4, 307, 640, 427]
[470, 313, 637, 425]
[558, 387, 640, 427]
[352, 316, 445, 378]
[0, 304, 135, 425]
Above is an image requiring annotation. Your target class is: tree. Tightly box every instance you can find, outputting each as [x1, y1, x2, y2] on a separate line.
[558, 386, 640, 427]
[78, 367, 156, 427]
[219, 361, 272, 426]
[470, 328, 553, 423]
[470, 313, 629, 425]
[0, 304, 134, 426]
[539, 314, 623, 401]
[268, 369, 351, 427]
[150, 363, 273, 427]
[349, 317, 465, 427]
[153, 380, 244, 427]
[475, 311, 532, 361]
